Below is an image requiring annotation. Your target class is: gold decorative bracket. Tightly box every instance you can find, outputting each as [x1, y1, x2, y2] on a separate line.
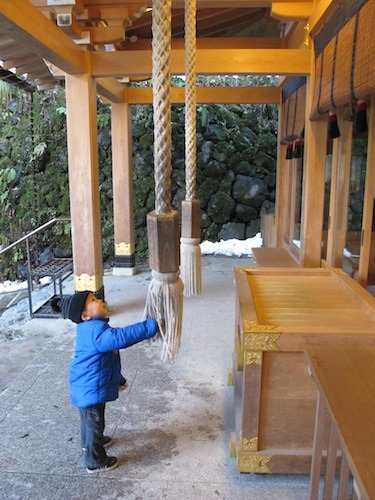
[242, 437, 258, 452]
[303, 23, 310, 49]
[74, 273, 102, 292]
[238, 453, 272, 473]
[245, 351, 262, 365]
[243, 320, 279, 333]
[244, 332, 280, 352]
[115, 242, 134, 256]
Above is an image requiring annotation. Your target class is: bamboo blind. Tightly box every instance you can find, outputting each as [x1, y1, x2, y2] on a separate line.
[281, 84, 306, 144]
[311, 0, 374, 120]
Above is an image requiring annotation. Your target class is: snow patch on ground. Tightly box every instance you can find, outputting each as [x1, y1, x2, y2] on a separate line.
[200, 233, 262, 257]
[0, 276, 51, 294]
[0, 280, 28, 294]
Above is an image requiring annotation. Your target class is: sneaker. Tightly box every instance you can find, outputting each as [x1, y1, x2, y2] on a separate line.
[86, 456, 119, 474]
[82, 435, 112, 451]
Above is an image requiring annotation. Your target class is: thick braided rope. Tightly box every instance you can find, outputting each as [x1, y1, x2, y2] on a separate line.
[185, 0, 197, 201]
[152, 0, 172, 215]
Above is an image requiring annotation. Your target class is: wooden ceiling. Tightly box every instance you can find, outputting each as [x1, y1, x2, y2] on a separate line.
[125, 8, 280, 41]
[0, 0, 314, 92]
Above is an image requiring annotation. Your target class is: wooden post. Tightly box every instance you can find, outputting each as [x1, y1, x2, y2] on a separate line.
[358, 96, 375, 286]
[289, 156, 298, 247]
[181, 200, 200, 239]
[332, 114, 352, 268]
[111, 102, 136, 275]
[147, 211, 180, 273]
[65, 73, 104, 296]
[300, 66, 328, 267]
[324, 114, 340, 267]
[275, 102, 287, 247]
[325, 110, 353, 268]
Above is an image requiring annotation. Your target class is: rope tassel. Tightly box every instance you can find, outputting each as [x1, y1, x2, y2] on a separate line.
[180, 237, 202, 297]
[144, 271, 184, 361]
[144, 0, 184, 361]
[181, 0, 201, 296]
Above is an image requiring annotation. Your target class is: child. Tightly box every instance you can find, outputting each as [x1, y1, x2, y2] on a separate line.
[51, 291, 157, 473]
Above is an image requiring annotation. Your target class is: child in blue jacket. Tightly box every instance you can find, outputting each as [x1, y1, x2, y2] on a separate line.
[51, 291, 157, 473]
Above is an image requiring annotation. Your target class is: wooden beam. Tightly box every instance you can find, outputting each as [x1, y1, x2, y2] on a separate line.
[126, 86, 281, 104]
[91, 48, 311, 77]
[192, 9, 266, 38]
[122, 37, 283, 50]
[84, 0, 310, 6]
[96, 78, 126, 103]
[15, 63, 51, 77]
[0, 0, 87, 74]
[285, 20, 307, 48]
[87, 26, 125, 44]
[309, 0, 338, 37]
[271, 2, 313, 20]
[1, 54, 41, 71]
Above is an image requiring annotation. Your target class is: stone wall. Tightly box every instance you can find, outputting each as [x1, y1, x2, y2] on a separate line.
[131, 103, 277, 256]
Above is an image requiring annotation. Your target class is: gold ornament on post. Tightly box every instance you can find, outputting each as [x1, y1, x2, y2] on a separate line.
[303, 23, 310, 49]
[115, 242, 134, 256]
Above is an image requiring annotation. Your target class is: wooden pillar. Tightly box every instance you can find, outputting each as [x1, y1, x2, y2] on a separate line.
[358, 95, 375, 286]
[275, 103, 287, 247]
[65, 73, 104, 295]
[111, 102, 136, 275]
[325, 110, 352, 268]
[300, 60, 328, 267]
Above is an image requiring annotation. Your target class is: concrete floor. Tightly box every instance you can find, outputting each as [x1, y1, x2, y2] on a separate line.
[0, 256, 310, 499]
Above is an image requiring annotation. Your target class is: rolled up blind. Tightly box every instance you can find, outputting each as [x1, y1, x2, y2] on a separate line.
[311, 0, 374, 120]
[280, 77, 306, 144]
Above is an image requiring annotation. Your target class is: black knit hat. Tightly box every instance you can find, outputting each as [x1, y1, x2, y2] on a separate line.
[51, 291, 91, 324]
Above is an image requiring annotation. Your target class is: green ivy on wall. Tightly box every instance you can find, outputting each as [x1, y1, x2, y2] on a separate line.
[0, 77, 278, 280]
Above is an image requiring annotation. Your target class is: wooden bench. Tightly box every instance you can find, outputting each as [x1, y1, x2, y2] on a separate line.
[305, 345, 375, 499]
[251, 247, 300, 267]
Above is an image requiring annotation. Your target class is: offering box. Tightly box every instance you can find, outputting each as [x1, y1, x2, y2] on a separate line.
[232, 267, 375, 474]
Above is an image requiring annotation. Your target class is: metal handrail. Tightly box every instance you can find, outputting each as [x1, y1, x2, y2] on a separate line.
[0, 217, 71, 278]
[0, 217, 70, 255]
[0, 217, 72, 318]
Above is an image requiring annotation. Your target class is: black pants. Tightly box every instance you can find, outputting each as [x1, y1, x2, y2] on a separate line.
[79, 403, 107, 468]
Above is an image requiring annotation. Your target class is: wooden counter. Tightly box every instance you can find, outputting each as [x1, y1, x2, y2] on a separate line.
[306, 346, 375, 499]
[251, 247, 299, 267]
[232, 267, 375, 474]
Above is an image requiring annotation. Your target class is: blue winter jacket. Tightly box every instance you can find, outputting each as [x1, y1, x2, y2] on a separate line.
[70, 317, 157, 408]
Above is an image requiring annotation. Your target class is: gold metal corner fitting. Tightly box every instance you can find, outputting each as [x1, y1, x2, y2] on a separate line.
[243, 320, 279, 333]
[244, 332, 280, 352]
[245, 351, 263, 365]
[234, 267, 256, 274]
[238, 453, 272, 473]
[303, 23, 310, 49]
[242, 321, 280, 351]
[115, 242, 134, 256]
[242, 437, 258, 452]
[230, 432, 237, 458]
[74, 273, 102, 292]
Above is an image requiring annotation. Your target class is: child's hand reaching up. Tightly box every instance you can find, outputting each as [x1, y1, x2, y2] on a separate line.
[145, 318, 158, 338]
